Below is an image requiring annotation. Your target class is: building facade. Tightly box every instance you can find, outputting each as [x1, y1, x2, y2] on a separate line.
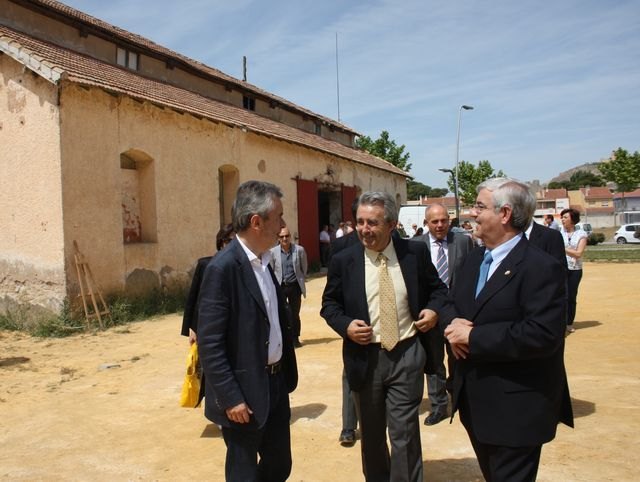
[1, 0, 409, 318]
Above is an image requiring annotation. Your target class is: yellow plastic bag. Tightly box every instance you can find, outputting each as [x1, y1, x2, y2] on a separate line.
[180, 342, 202, 408]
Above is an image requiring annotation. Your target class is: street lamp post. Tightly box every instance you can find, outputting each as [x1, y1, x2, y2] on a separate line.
[438, 168, 456, 219]
[455, 104, 474, 221]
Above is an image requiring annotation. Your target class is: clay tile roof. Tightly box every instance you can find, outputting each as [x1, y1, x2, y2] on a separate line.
[0, 25, 408, 177]
[613, 189, 640, 199]
[580, 187, 613, 199]
[539, 188, 568, 199]
[419, 197, 456, 207]
[24, 0, 357, 135]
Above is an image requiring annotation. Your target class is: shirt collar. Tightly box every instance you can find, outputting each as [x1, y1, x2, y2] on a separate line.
[365, 239, 398, 265]
[237, 235, 272, 268]
[428, 232, 446, 246]
[487, 233, 523, 267]
[524, 222, 534, 239]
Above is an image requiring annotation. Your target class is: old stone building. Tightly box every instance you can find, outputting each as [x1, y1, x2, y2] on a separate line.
[0, 0, 408, 318]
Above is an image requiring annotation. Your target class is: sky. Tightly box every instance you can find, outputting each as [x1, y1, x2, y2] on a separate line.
[61, 0, 640, 189]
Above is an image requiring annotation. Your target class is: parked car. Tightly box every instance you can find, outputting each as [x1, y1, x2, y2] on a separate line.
[614, 224, 640, 244]
[576, 222, 592, 236]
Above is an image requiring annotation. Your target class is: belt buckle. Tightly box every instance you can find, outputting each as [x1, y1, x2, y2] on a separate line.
[266, 361, 281, 375]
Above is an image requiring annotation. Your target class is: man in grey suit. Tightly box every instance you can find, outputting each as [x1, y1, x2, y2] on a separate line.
[271, 226, 308, 347]
[413, 203, 473, 425]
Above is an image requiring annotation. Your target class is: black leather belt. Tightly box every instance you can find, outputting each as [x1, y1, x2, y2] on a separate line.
[266, 360, 282, 375]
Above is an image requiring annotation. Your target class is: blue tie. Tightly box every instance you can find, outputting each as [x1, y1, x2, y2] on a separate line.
[475, 250, 493, 298]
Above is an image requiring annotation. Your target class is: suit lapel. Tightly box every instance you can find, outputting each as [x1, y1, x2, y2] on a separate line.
[394, 238, 418, 315]
[446, 232, 458, 270]
[472, 238, 528, 319]
[234, 242, 269, 317]
[346, 243, 369, 322]
[268, 263, 288, 329]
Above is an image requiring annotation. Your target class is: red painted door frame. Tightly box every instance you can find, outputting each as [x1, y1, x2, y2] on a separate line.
[296, 178, 319, 265]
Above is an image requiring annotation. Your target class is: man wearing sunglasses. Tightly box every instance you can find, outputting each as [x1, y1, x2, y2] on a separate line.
[271, 227, 308, 347]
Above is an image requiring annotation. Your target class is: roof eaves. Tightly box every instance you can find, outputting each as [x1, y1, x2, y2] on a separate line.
[0, 33, 65, 82]
[20, 0, 359, 136]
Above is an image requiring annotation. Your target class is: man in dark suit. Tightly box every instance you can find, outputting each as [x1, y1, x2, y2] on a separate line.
[330, 200, 361, 447]
[198, 181, 298, 481]
[444, 178, 573, 482]
[180, 224, 235, 407]
[322, 191, 451, 481]
[526, 220, 568, 270]
[413, 203, 473, 426]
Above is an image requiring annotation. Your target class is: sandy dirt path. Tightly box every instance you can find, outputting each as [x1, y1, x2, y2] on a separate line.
[1, 262, 639, 481]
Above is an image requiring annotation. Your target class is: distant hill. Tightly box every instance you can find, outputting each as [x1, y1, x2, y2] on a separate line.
[548, 162, 603, 184]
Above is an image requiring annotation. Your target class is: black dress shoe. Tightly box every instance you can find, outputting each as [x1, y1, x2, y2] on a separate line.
[339, 429, 356, 446]
[294, 339, 302, 348]
[424, 411, 448, 426]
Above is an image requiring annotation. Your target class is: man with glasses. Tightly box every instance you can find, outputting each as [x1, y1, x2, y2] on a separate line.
[444, 178, 573, 481]
[271, 227, 308, 347]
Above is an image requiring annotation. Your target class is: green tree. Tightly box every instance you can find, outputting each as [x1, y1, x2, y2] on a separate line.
[446, 160, 505, 206]
[599, 148, 640, 209]
[548, 170, 606, 190]
[356, 130, 412, 172]
[406, 180, 449, 200]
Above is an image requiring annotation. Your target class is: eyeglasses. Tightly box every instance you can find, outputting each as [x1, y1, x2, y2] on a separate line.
[279, 235, 291, 239]
[472, 202, 492, 212]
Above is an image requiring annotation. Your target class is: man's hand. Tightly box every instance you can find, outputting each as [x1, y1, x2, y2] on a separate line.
[347, 319, 373, 345]
[444, 317, 474, 359]
[225, 402, 253, 424]
[415, 309, 438, 332]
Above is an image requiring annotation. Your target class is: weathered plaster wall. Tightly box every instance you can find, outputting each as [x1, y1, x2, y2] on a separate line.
[58, 82, 405, 301]
[0, 55, 66, 315]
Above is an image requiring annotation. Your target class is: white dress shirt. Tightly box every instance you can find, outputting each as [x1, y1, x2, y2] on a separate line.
[237, 236, 283, 364]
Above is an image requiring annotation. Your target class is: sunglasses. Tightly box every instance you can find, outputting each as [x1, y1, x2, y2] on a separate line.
[279, 235, 291, 239]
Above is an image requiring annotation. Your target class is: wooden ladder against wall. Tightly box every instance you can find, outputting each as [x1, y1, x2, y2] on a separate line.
[73, 241, 110, 329]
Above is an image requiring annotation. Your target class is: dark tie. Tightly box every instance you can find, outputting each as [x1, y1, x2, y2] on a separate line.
[435, 240, 449, 287]
[377, 253, 399, 351]
[475, 250, 493, 298]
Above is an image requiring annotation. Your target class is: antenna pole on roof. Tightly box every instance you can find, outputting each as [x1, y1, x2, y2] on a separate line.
[243, 56, 247, 82]
[335, 32, 341, 122]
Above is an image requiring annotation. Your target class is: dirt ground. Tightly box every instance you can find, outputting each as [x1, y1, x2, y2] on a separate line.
[1, 262, 639, 481]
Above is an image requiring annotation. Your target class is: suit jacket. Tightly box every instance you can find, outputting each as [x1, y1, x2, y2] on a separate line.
[449, 237, 574, 447]
[197, 239, 298, 430]
[270, 243, 308, 297]
[321, 236, 453, 391]
[528, 222, 568, 270]
[330, 230, 359, 255]
[181, 256, 213, 336]
[412, 231, 474, 291]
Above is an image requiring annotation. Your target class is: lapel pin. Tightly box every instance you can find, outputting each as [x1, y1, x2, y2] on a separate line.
[504, 270, 511, 276]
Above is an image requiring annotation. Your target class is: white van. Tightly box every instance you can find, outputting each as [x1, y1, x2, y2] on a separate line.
[398, 205, 427, 237]
[576, 222, 592, 236]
